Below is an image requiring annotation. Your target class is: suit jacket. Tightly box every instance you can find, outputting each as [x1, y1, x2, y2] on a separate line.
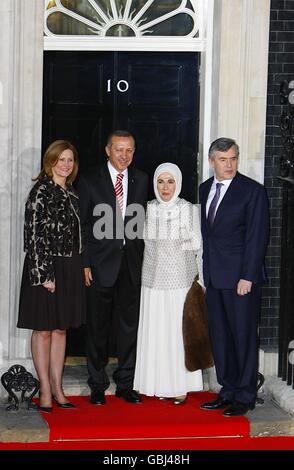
[77, 163, 148, 288]
[199, 172, 269, 289]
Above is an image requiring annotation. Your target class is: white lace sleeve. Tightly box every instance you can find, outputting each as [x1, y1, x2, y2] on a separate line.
[143, 201, 153, 241]
[196, 238, 204, 287]
[193, 204, 204, 287]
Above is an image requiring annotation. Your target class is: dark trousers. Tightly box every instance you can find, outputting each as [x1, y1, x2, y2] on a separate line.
[86, 253, 141, 392]
[206, 284, 261, 405]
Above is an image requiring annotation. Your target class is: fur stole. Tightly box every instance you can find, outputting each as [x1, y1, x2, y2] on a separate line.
[183, 278, 214, 371]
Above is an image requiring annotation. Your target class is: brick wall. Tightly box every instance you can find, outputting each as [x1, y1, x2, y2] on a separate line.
[261, 0, 294, 349]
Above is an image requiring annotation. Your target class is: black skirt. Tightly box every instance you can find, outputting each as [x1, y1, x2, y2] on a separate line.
[17, 253, 86, 331]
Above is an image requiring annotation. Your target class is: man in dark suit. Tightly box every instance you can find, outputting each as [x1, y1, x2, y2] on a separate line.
[77, 130, 148, 405]
[199, 137, 269, 416]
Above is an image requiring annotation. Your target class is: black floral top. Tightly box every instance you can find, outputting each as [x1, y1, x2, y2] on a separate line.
[24, 176, 83, 286]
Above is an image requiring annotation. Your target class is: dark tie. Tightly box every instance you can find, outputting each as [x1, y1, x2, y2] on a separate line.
[114, 173, 124, 212]
[207, 182, 223, 226]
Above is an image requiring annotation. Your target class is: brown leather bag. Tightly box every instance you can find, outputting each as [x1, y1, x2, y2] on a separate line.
[182, 278, 214, 371]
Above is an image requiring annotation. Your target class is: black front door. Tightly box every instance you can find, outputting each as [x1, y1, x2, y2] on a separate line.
[43, 50, 200, 355]
[43, 51, 199, 200]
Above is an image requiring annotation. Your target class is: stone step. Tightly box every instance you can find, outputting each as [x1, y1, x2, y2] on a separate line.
[61, 362, 216, 396]
[0, 401, 48, 443]
[248, 398, 294, 437]
[63, 363, 116, 396]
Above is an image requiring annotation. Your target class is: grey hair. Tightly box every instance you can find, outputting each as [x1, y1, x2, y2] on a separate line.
[208, 137, 239, 159]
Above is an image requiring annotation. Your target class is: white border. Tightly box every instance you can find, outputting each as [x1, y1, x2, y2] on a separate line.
[44, 36, 207, 52]
[200, 0, 213, 182]
[44, 0, 208, 51]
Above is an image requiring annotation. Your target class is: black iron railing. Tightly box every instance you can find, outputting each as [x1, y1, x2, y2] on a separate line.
[1, 364, 39, 411]
[278, 80, 294, 388]
[279, 80, 294, 182]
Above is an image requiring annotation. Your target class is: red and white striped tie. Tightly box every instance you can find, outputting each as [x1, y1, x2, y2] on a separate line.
[114, 173, 124, 213]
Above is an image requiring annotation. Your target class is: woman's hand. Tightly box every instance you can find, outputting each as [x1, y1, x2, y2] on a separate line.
[84, 267, 93, 287]
[43, 281, 56, 293]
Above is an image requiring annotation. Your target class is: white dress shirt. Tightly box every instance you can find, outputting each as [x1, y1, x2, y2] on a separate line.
[108, 161, 128, 219]
[206, 178, 233, 218]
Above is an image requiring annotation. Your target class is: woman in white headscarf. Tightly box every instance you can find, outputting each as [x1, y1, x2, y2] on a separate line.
[134, 163, 204, 403]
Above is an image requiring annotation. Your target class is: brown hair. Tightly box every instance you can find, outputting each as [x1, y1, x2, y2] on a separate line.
[35, 140, 79, 183]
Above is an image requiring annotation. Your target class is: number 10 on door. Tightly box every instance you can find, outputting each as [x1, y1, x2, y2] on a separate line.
[107, 79, 129, 93]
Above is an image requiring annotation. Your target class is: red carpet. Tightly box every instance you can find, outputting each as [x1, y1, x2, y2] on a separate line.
[39, 392, 249, 442]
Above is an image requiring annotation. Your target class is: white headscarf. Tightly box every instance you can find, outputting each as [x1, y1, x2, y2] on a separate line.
[153, 162, 182, 206]
[149, 163, 182, 221]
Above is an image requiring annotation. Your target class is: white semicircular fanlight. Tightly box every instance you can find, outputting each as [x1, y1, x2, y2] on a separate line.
[44, 0, 200, 38]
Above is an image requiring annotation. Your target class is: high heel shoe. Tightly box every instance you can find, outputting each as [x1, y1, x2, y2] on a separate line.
[52, 396, 76, 409]
[173, 395, 186, 405]
[38, 405, 53, 413]
[38, 392, 53, 412]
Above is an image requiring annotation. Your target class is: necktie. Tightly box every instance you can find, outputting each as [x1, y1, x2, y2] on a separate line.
[114, 173, 124, 213]
[207, 182, 223, 226]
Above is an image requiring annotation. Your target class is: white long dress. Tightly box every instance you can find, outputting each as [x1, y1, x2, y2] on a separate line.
[134, 198, 203, 397]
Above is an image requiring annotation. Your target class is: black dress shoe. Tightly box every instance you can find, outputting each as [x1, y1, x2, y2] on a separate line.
[52, 396, 76, 409]
[222, 401, 255, 417]
[200, 397, 231, 410]
[90, 390, 106, 405]
[115, 389, 142, 404]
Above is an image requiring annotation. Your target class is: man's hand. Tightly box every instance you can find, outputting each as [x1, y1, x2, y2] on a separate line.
[237, 279, 252, 296]
[43, 281, 55, 293]
[84, 267, 93, 287]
